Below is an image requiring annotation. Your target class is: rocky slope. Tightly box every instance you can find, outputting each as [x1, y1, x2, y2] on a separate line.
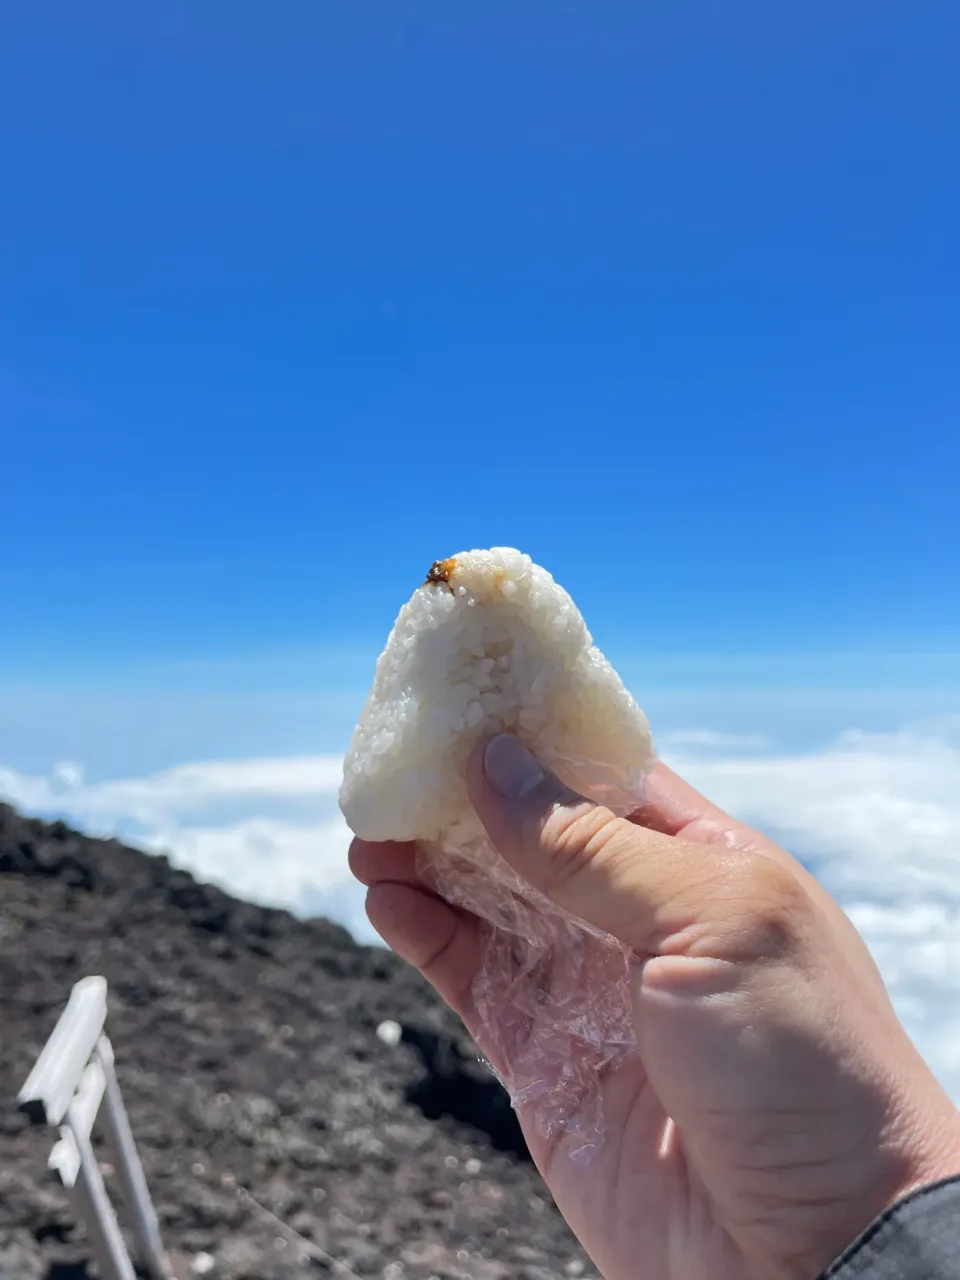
[0, 804, 597, 1280]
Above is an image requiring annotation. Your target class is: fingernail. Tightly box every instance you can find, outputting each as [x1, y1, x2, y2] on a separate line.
[484, 733, 546, 800]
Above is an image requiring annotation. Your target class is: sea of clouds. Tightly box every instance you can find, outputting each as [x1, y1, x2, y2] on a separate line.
[2, 716, 959, 1095]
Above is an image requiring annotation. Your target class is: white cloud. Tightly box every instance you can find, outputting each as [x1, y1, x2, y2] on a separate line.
[0, 754, 343, 823]
[2, 719, 960, 1093]
[138, 814, 361, 934]
[668, 723, 960, 907]
[666, 719, 960, 1096]
[0, 752, 368, 940]
[53, 760, 85, 788]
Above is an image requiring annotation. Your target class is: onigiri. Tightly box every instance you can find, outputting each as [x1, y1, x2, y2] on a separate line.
[339, 546, 655, 845]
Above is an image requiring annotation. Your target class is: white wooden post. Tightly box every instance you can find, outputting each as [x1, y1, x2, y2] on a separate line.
[18, 976, 172, 1280]
[95, 1036, 171, 1279]
[58, 1091, 138, 1280]
[19, 977, 108, 1126]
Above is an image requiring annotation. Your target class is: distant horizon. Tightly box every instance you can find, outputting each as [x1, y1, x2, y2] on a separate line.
[5, 709, 960, 1103]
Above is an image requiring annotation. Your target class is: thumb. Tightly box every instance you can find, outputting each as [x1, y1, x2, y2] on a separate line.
[468, 732, 778, 957]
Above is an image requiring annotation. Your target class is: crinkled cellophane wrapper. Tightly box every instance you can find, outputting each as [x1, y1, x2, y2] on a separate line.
[416, 775, 648, 1162]
[340, 549, 655, 1160]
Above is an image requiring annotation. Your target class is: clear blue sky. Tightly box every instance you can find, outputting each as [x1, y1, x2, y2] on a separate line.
[2, 0, 958, 696]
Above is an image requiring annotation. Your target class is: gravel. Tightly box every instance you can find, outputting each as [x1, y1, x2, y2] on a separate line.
[0, 804, 598, 1280]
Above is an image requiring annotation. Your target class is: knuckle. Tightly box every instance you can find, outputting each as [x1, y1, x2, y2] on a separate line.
[535, 801, 625, 899]
[716, 856, 813, 961]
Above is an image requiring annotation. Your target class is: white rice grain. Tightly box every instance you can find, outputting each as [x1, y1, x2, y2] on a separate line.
[340, 547, 654, 845]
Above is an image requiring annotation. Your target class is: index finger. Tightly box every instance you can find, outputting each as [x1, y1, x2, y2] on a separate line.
[633, 762, 852, 927]
[630, 761, 750, 841]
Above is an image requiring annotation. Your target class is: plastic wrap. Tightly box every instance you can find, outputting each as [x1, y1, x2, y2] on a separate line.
[415, 755, 651, 1163]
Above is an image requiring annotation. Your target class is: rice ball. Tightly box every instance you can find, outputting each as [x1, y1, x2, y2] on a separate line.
[340, 547, 655, 844]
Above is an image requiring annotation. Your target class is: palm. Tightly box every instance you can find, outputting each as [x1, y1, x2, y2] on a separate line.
[519, 1049, 757, 1280]
[519, 1054, 755, 1280]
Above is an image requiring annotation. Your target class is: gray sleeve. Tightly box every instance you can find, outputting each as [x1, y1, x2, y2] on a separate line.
[821, 1177, 960, 1279]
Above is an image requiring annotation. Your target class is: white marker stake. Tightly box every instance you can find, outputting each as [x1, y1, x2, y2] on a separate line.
[47, 1059, 106, 1186]
[65, 1097, 137, 1280]
[18, 976, 108, 1125]
[95, 1037, 172, 1279]
[20, 978, 171, 1280]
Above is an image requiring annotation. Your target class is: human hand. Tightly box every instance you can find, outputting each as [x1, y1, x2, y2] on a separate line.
[350, 733, 960, 1280]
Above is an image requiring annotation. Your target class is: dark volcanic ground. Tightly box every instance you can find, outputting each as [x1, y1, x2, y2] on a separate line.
[0, 804, 598, 1280]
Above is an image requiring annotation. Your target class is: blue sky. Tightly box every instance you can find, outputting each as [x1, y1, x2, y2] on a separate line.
[3, 2, 960, 1094]
[2, 0, 959, 700]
